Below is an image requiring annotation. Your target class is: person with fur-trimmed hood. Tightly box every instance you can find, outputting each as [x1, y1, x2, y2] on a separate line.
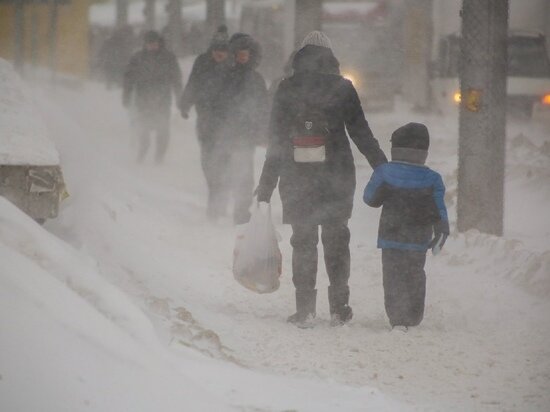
[123, 31, 182, 163]
[179, 25, 231, 220]
[255, 31, 387, 327]
[222, 33, 269, 225]
[363, 122, 449, 331]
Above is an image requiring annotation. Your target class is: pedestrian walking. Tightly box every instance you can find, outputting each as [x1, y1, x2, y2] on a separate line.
[255, 31, 387, 327]
[363, 122, 450, 331]
[123, 31, 182, 163]
[179, 26, 231, 220]
[222, 33, 269, 225]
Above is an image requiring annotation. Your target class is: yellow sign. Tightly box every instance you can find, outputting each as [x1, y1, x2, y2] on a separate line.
[464, 88, 482, 112]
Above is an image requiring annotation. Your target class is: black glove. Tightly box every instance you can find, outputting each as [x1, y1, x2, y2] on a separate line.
[180, 110, 189, 119]
[253, 186, 271, 203]
[429, 232, 448, 256]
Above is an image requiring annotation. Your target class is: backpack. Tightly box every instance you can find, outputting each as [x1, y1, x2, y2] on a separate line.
[290, 99, 329, 163]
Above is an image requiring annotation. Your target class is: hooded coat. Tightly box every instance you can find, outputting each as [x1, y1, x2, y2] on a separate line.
[123, 35, 182, 116]
[221, 34, 268, 148]
[179, 49, 230, 143]
[257, 45, 387, 224]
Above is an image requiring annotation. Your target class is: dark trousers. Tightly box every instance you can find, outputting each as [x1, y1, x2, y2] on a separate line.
[382, 249, 427, 327]
[137, 112, 170, 163]
[199, 138, 229, 218]
[290, 221, 350, 291]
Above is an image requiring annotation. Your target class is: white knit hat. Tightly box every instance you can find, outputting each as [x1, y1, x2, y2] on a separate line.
[301, 31, 332, 49]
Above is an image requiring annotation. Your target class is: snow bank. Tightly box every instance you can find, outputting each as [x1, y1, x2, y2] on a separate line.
[444, 230, 550, 298]
[0, 196, 405, 411]
[0, 59, 60, 166]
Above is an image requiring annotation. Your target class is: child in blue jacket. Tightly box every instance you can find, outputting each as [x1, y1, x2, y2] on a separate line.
[363, 123, 449, 330]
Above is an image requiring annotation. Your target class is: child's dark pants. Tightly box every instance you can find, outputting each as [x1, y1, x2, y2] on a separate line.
[382, 249, 427, 327]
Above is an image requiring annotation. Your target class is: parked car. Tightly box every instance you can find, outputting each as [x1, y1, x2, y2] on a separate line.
[0, 59, 66, 223]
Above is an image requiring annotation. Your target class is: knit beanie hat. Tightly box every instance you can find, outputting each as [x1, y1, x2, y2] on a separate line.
[210, 25, 229, 50]
[391, 123, 430, 150]
[301, 31, 332, 50]
[391, 123, 430, 164]
[143, 30, 162, 44]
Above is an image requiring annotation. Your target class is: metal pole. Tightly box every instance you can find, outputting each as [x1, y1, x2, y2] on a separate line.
[116, 0, 129, 28]
[13, 0, 25, 73]
[294, 0, 322, 48]
[166, 0, 183, 54]
[48, 0, 59, 82]
[457, 0, 509, 236]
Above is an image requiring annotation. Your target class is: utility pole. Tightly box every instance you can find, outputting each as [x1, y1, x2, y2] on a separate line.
[13, 0, 25, 73]
[294, 0, 322, 47]
[206, 0, 225, 36]
[457, 0, 509, 236]
[165, 0, 183, 54]
[116, 0, 129, 28]
[48, 0, 59, 81]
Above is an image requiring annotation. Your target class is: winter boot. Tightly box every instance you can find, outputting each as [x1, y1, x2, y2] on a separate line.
[328, 285, 353, 326]
[287, 289, 317, 328]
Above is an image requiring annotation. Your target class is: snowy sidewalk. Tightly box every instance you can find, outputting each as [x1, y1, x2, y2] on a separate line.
[4, 78, 549, 411]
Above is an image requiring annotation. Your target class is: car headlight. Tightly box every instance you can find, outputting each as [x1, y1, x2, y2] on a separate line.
[453, 91, 461, 104]
[342, 70, 361, 88]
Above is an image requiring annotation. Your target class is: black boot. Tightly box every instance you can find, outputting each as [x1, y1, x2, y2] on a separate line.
[328, 285, 353, 326]
[287, 289, 317, 328]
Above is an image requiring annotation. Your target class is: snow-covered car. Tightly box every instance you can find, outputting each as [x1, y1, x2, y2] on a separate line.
[0, 59, 66, 223]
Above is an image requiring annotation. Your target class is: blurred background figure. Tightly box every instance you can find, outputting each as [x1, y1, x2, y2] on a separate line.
[179, 25, 230, 221]
[123, 30, 182, 164]
[97, 25, 136, 89]
[222, 33, 268, 225]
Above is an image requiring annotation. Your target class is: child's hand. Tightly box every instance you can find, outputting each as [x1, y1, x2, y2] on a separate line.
[430, 233, 448, 256]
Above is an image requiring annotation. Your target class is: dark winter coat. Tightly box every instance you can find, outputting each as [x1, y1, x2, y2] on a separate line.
[363, 162, 450, 251]
[179, 51, 230, 142]
[221, 35, 268, 148]
[123, 44, 182, 115]
[256, 45, 387, 224]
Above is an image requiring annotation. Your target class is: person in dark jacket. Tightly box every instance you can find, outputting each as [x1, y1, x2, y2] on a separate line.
[179, 26, 231, 219]
[223, 33, 269, 224]
[363, 122, 449, 331]
[255, 31, 388, 327]
[123, 31, 182, 163]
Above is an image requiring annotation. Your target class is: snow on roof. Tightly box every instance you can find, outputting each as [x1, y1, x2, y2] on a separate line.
[0, 59, 59, 166]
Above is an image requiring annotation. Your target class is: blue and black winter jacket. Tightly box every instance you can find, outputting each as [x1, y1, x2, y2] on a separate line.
[363, 162, 449, 251]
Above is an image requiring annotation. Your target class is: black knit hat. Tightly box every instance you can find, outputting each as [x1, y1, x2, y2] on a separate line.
[143, 30, 162, 44]
[210, 25, 229, 50]
[391, 122, 430, 150]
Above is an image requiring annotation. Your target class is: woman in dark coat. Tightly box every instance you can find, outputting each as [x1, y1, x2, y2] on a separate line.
[256, 31, 387, 327]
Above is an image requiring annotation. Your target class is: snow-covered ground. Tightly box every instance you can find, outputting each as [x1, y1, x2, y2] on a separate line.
[1, 60, 549, 411]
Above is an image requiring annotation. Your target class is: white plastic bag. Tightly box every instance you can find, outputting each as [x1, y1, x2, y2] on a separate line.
[233, 204, 282, 293]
